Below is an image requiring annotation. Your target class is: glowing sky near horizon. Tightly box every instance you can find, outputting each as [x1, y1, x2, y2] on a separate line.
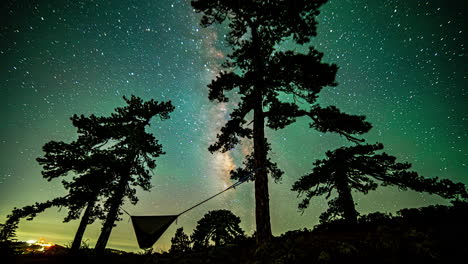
[0, 0, 467, 253]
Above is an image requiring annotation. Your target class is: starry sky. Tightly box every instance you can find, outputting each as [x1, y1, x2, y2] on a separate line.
[0, 0, 466, 253]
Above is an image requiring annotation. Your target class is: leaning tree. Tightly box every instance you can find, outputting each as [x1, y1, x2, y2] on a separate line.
[36, 95, 174, 253]
[191, 209, 245, 249]
[89, 96, 174, 253]
[1, 140, 113, 253]
[292, 143, 468, 225]
[191, 0, 371, 244]
[37, 139, 117, 252]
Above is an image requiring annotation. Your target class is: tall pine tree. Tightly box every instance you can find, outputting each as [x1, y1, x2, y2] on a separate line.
[37, 96, 174, 253]
[191, 0, 371, 244]
[37, 140, 115, 252]
[90, 96, 174, 253]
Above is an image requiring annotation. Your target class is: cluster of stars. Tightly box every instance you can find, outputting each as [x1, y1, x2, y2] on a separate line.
[0, 0, 466, 252]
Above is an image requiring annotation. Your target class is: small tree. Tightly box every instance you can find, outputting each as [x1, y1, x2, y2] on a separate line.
[0, 220, 18, 243]
[292, 143, 468, 225]
[0, 219, 18, 256]
[169, 227, 191, 254]
[191, 209, 245, 249]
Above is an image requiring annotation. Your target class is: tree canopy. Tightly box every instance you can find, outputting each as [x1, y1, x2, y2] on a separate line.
[34, 96, 173, 251]
[292, 143, 468, 224]
[170, 227, 191, 254]
[37, 140, 114, 224]
[191, 209, 245, 249]
[92, 96, 174, 252]
[27, 95, 175, 253]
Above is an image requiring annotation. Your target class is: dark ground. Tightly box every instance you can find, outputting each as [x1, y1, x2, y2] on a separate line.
[4, 202, 468, 264]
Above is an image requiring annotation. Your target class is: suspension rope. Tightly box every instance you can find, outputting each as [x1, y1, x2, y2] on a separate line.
[121, 207, 131, 216]
[177, 169, 260, 216]
[120, 168, 261, 217]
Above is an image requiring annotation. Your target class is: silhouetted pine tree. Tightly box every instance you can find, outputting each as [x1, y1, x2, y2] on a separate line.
[90, 96, 174, 253]
[37, 120, 120, 252]
[191, 209, 245, 250]
[37, 115, 127, 253]
[36, 96, 174, 253]
[0, 223, 17, 243]
[292, 143, 468, 225]
[170, 227, 191, 254]
[191, 0, 371, 244]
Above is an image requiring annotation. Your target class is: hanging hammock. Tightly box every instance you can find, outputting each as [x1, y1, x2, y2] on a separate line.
[124, 171, 256, 249]
[130, 215, 178, 249]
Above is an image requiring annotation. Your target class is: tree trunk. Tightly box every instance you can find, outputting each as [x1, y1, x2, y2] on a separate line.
[250, 23, 272, 246]
[336, 177, 358, 225]
[70, 200, 95, 253]
[253, 90, 272, 245]
[94, 176, 127, 254]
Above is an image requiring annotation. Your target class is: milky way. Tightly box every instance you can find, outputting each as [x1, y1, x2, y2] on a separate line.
[0, 0, 466, 252]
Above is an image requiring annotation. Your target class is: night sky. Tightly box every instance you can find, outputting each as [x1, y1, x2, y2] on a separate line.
[1, 0, 466, 253]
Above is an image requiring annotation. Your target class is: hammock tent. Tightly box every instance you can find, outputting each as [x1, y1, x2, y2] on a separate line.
[130, 215, 178, 249]
[124, 172, 254, 249]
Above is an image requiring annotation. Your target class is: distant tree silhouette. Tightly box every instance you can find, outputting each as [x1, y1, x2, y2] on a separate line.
[191, 0, 371, 245]
[191, 209, 245, 249]
[0, 217, 18, 256]
[170, 227, 191, 254]
[292, 143, 468, 225]
[0, 219, 18, 243]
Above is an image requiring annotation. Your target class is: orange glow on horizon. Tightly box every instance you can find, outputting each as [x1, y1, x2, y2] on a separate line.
[26, 237, 54, 251]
